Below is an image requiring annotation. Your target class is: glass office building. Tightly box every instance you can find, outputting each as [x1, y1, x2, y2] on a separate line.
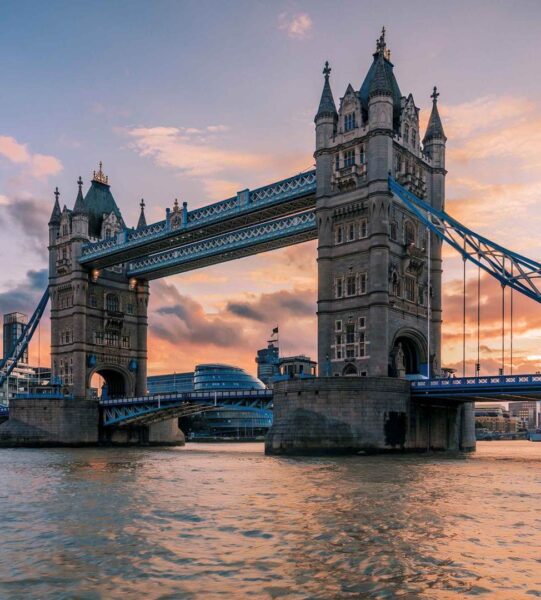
[147, 364, 271, 439]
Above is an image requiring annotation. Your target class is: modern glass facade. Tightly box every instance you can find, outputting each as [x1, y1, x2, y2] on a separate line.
[147, 364, 271, 439]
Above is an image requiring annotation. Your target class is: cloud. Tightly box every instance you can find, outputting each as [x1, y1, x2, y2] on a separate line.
[0, 269, 48, 316]
[0, 135, 62, 179]
[0, 197, 50, 255]
[226, 288, 315, 321]
[278, 12, 312, 39]
[227, 302, 264, 321]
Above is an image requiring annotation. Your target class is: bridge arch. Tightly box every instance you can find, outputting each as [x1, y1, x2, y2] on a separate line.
[88, 364, 134, 399]
[390, 329, 427, 377]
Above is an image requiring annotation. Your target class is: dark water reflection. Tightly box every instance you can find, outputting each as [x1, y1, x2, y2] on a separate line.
[0, 442, 540, 599]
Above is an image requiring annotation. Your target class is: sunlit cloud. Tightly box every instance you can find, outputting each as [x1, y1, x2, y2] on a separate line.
[277, 12, 313, 39]
[0, 135, 62, 179]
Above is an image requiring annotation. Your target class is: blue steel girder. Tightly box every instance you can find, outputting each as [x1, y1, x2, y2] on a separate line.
[79, 170, 316, 270]
[389, 177, 541, 303]
[0, 289, 49, 389]
[101, 390, 273, 426]
[127, 210, 317, 279]
[411, 374, 541, 402]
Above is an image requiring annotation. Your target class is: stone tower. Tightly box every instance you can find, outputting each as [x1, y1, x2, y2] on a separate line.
[48, 164, 149, 399]
[315, 29, 446, 379]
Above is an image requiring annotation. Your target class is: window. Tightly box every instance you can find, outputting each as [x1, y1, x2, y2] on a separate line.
[358, 273, 367, 295]
[335, 277, 344, 298]
[106, 294, 120, 313]
[104, 332, 119, 347]
[395, 154, 402, 174]
[358, 331, 366, 357]
[89, 294, 98, 308]
[94, 331, 104, 345]
[412, 130, 417, 148]
[359, 145, 366, 165]
[346, 276, 356, 296]
[358, 316, 366, 329]
[405, 221, 416, 245]
[346, 324, 355, 344]
[121, 336, 130, 349]
[347, 223, 355, 242]
[335, 154, 340, 171]
[359, 219, 368, 239]
[335, 225, 344, 244]
[404, 123, 410, 143]
[335, 320, 342, 332]
[392, 273, 401, 297]
[390, 221, 398, 241]
[335, 346, 343, 360]
[344, 149, 355, 167]
[126, 303, 134, 315]
[405, 277, 416, 302]
[105, 228, 112, 239]
[344, 112, 356, 131]
[62, 224, 68, 236]
[335, 334, 343, 346]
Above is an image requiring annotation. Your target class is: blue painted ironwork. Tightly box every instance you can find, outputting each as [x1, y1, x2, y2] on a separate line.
[0, 289, 49, 389]
[100, 388, 273, 427]
[389, 177, 541, 303]
[411, 374, 541, 401]
[80, 170, 316, 263]
[127, 210, 316, 278]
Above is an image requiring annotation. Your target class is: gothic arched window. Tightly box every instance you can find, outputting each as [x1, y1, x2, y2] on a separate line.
[405, 221, 416, 245]
[412, 130, 417, 148]
[404, 123, 410, 143]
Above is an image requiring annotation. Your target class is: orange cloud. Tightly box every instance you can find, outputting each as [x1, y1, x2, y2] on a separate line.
[0, 135, 62, 178]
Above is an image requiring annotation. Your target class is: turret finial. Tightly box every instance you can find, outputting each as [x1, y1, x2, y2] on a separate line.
[77, 176, 83, 191]
[173, 198, 179, 212]
[375, 26, 391, 60]
[323, 61, 331, 79]
[431, 86, 440, 103]
[92, 161, 109, 185]
[54, 187, 60, 202]
[140, 198, 145, 210]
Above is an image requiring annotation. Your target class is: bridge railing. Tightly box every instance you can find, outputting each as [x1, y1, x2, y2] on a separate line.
[80, 170, 316, 262]
[412, 374, 541, 389]
[100, 388, 273, 406]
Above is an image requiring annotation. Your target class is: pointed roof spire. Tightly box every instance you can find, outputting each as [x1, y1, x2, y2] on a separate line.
[49, 187, 61, 225]
[368, 52, 392, 98]
[73, 175, 86, 214]
[423, 86, 447, 143]
[137, 198, 147, 229]
[315, 61, 338, 122]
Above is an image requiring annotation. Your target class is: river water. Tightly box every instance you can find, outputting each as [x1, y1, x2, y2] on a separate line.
[0, 441, 539, 599]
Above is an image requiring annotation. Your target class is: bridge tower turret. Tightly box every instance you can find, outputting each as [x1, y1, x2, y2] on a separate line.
[48, 164, 149, 400]
[315, 28, 441, 379]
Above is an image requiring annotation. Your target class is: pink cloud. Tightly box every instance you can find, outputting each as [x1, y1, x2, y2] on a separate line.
[0, 134, 62, 179]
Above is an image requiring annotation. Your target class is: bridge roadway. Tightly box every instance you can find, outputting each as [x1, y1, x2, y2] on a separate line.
[79, 170, 316, 270]
[100, 388, 273, 427]
[411, 374, 541, 402]
[98, 374, 541, 428]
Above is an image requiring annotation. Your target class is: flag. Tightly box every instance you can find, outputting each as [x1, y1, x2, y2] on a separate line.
[272, 326, 279, 335]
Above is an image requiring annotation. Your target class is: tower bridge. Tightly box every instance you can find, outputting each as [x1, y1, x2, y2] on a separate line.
[1, 29, 540, 451]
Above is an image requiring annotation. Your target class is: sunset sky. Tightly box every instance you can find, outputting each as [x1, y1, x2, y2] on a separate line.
[1, 0, 541, 378]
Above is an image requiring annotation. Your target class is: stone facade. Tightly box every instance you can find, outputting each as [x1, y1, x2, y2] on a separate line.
[315, 30, 446, 379]
[48, 166, 149, 400]
[265, 378, 476, 455]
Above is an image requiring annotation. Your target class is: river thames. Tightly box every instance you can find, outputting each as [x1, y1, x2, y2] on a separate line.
[0, 442, 539, 599]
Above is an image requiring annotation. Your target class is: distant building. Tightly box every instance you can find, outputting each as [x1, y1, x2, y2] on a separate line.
[3, 312, 28, 364]
[256, 342, 280, 386]
[475, 404, 519, 433]
[148, 364, 271, 439]
[278, 355, 317, 378]
[0, 364, 51, 405]
[508, 401, 539, 430]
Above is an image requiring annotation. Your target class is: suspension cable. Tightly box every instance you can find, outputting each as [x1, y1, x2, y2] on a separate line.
[501, 257, 505, 375]
[477, 258, 481, 376]
[463, 246, 467, 377]
[510, 263, 514, 375]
